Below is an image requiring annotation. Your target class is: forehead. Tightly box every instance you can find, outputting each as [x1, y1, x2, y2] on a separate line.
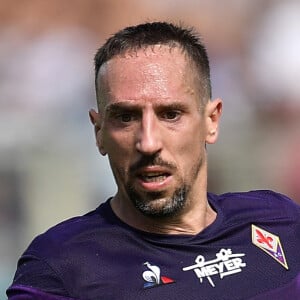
[100, 44, 188, 69]
[97, 45, 198, 106]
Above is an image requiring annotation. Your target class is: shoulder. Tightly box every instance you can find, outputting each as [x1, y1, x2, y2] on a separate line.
[8, 201, 114, 297]
[209, 190, 300, 223]
[26, 201, 113, 257]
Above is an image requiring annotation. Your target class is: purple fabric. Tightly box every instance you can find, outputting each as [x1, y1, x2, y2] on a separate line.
[250, 273, 300, 299]
[7, 284, 77, 300]
[6, 191, 300, 299]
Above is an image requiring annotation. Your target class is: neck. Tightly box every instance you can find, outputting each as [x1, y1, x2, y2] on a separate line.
[110, 191, 216, 235]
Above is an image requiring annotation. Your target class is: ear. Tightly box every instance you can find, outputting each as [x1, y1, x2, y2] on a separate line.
[205, 98, 223, 144]
[89, 109, 107, 155]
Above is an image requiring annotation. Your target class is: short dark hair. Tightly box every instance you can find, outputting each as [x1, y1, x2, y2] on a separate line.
[94, 21, 211, 106]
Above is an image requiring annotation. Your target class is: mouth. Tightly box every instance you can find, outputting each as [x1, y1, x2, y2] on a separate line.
[139, 172, 170, 183]
[135, 167, 173, 191]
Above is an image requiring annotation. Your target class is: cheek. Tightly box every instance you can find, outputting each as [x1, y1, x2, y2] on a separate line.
[180, 137, 204, 161]
[95, 130, 105, 155]
[109, 132, 133, 151]
[178, 122, 206, 150]
[102, 130, 136, 163]
[174, 128, 206, 167]
[104, 135, 133, 181]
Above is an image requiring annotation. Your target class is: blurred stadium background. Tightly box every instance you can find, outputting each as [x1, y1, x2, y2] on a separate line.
[1, 0, 300, 297]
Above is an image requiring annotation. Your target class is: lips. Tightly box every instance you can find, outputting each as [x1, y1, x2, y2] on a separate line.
[139, 172, 170, 182]
[135, 167, 173, 191]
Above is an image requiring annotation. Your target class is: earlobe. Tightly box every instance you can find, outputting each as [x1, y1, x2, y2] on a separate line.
[99, 147, 107, 156]
[89, 109, 102, 137]
[89, 109, 107, 156]
[205, 98, 223, 144]
[89, 109, 100, 127]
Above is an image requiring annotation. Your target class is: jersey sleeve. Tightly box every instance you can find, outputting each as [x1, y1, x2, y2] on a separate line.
[7, 253, 71, 299]
[7, 285, 77, 300]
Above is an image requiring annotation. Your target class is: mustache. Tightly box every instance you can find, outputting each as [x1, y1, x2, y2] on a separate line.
[129, 155, 177, 174]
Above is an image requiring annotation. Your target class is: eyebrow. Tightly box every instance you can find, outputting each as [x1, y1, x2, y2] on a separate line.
[105, 102, 138, 113]
[105, 100, 189, 113]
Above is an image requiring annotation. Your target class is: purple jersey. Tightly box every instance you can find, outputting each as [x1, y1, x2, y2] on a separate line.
[7, 190, 300, 299]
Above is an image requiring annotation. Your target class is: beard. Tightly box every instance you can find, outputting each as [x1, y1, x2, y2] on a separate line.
[110, 150, 202, 218]
[122, 154, 202, 218]
[127, 184, 190, 218]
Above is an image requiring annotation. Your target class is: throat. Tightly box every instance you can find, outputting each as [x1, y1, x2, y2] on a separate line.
[110, 194, 217, 235]
[143, 209, 216, 235]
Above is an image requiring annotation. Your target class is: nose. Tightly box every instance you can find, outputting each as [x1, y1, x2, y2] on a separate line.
[135, 111, 162, 155]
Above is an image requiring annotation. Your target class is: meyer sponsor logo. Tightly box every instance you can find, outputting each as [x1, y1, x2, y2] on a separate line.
[182, 248, 246, 287]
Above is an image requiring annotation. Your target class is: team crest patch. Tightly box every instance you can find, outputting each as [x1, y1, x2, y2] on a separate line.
[182, 249, 246, 287]
[252, 224, 288, 270]
[142, 262, 175, 289]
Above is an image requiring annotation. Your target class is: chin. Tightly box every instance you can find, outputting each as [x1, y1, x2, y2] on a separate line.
[130, 187, 188, 218]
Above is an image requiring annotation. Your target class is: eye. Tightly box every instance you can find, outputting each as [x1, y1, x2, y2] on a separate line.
[161, 110, 181, 121]
[118, 113, 134, 123]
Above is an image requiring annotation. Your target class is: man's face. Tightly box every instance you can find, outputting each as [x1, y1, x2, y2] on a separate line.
[94, 45, 219, 218]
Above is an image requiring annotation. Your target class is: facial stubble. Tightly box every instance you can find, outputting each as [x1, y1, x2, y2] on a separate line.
[126, 156, 203, 218]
